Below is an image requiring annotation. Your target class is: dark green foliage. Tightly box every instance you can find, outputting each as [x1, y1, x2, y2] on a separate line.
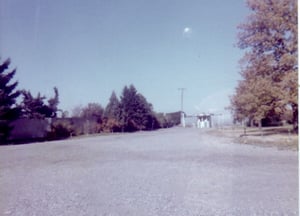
[156, 111, 181, 128]
[20, 87, 59, 119]
[70, 85, 160, 134]
[103, 91, 121, 132]
[50, 118, 88, 138]
[47, 87, 59, 117]
[20, 91, 47, 119]
[102, 118, 121, 133]
[0, 58, 20, 143]
[119, 85, 160, 132]
[104, 91, 121, 119]
[48, 120, 74, 140]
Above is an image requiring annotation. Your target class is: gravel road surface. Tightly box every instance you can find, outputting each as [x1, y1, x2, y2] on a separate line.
[0, 128, 298, 215]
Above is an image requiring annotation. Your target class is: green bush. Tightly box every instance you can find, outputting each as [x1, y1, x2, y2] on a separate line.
[48, 121, 74, 140]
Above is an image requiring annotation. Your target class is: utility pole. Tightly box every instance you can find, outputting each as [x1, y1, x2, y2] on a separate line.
[178, 88, 186, 127]
[178, 88, 186, 112]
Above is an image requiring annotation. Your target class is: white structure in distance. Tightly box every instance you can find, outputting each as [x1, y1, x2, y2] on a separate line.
[196, 114, 211, 129]
[180, 112, 186, 127]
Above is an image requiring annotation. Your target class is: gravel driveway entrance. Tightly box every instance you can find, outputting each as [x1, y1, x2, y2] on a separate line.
[0, 128, 298, 215]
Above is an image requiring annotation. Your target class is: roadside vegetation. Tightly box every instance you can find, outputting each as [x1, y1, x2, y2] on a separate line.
[229, 0, 298, 132]
[1, 0, 297, 144]
[220, 0, 298, 151]
[0, 59, 180, 144]
[208, 125, 298, 151]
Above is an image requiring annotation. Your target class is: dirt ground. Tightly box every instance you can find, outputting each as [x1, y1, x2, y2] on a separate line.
[0, 127, 298, 215]
[209, 126, 299, 151]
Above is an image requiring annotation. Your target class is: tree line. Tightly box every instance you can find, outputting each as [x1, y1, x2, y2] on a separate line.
[229, 0, 297, 132]
[0, 59, 180, 143]
[0, 58, 60, 143]
[60, 84, 162, 135]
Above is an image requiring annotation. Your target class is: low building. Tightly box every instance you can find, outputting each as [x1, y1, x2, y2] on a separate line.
[196, 114, 212, 128]
[183, 113, 213, 128]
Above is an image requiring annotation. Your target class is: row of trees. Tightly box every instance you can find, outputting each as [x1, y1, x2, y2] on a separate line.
[0, 58, 180, 143]
[0, 58, 60, 143]
[69, 85, 161, 133]
[0, 59, 20, 142]
[108, 85, 160, 132]
[229, 0, 298, 131]
[20, 88, 59, 119]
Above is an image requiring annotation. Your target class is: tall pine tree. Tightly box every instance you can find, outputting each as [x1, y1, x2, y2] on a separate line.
[120, 85, 159, 132]
[0, 58, 20, 143]
[103, 91, 122, 132]
[20, 87, 59, 119]
[104, 91, 121, 120]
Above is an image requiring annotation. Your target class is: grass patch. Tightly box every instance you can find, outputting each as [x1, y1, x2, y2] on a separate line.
[209, 126, 298, 151]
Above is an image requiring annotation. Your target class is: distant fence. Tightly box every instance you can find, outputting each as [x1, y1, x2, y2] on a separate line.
[8, 117, 100, 143]
[8, 118, 50, 143]
[7, 112, 182, 143]
[51, 117, 101, 136]
[165, 111, 181, 126]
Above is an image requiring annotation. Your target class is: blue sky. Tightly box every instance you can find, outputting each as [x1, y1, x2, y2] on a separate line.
[1, 0, 249, 115]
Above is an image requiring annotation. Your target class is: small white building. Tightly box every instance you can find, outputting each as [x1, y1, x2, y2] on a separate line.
[182, 113, 213, 128]
[196, 114, 212, 128]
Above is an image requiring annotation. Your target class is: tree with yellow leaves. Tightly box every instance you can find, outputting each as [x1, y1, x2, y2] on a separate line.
[230, 0, 297, 131]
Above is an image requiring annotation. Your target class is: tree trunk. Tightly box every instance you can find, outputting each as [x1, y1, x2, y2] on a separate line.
[243, 119, 247, 136]
[258, 119, 263, 137]
[292, 104, 298, 133]
[250, 118, 255, 127]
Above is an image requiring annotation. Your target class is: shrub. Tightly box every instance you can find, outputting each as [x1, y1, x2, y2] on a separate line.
[48, 120, 74, 140]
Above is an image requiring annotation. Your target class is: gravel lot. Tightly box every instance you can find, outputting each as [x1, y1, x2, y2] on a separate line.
[0, 127, 298, 216]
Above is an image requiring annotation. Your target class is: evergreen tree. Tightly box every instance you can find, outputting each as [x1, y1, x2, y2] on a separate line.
[120, 84, 159, 132]
[230, 0, 298, 130]
[104, 91, 121, 120]
[47, 87, 59, 117]
[104, 91, 121, 132]
[20, 87, 59, 119]
[0, 58, 20, 143]
[20, 90, 46, 119]
[134, 93, 159, 130]
[119, 85, 135, 131]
